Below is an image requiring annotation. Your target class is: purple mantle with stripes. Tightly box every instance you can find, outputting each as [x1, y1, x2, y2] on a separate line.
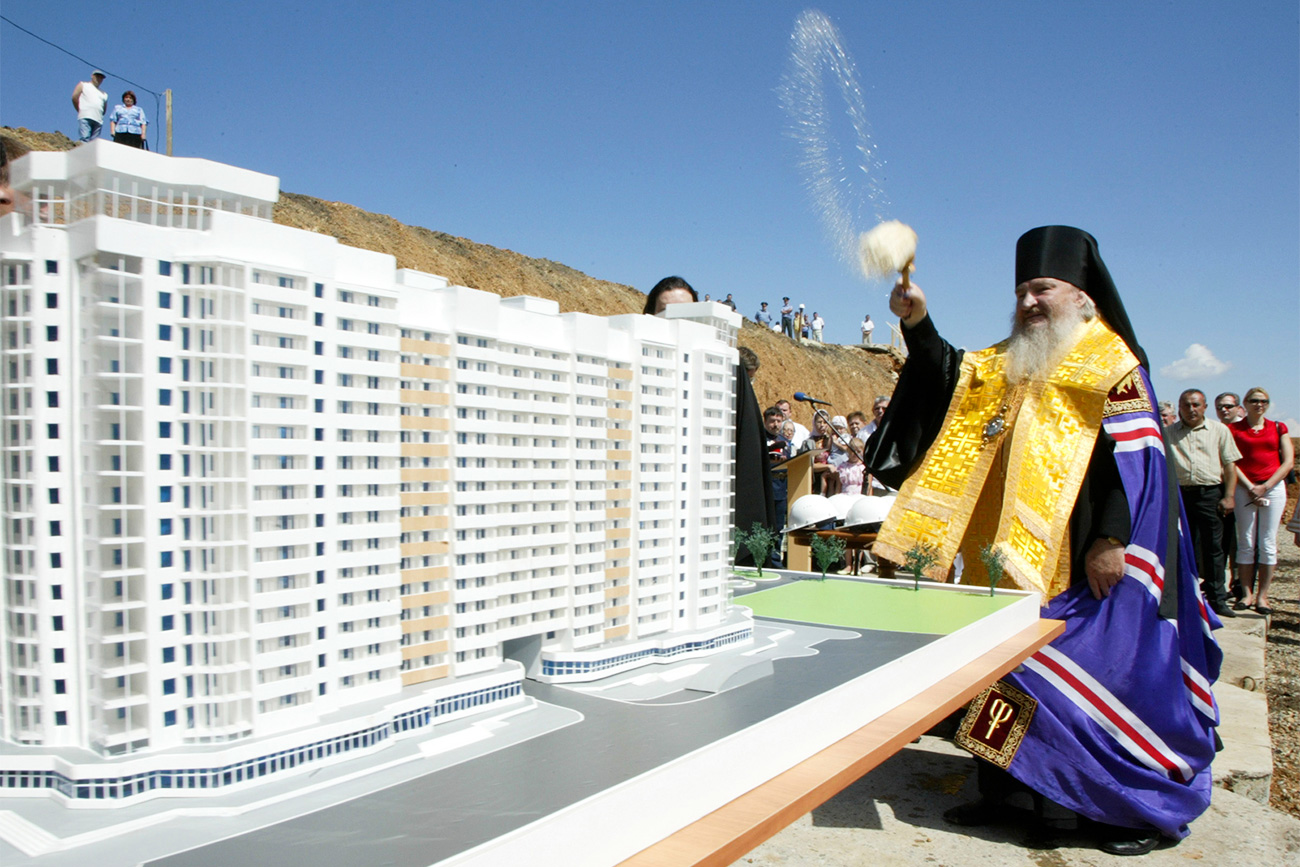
[1001, 366, 1222, 839]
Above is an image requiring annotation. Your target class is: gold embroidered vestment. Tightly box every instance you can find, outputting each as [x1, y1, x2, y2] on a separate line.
[873, 318, 1138, 599]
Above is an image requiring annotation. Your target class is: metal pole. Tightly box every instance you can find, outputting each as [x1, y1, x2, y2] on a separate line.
[165, 89, 173, 156]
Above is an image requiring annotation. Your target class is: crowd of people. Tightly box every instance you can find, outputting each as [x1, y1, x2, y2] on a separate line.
[1165, 387, 1295, 618]
[646, 225, 1294, 857]
[758, 397, 889, 527]
[71, 69, 148, 148]
[648, 280, 876, 349]
[750, 298, 870, 345]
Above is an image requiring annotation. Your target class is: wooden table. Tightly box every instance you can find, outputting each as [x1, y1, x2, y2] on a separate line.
[787, 528, 878, 575]
[617, 618, 1064, 867]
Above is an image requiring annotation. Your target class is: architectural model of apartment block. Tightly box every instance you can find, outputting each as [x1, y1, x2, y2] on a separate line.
[0, 143, 751, 804]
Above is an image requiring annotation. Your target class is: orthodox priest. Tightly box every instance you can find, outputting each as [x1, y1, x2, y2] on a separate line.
[862, 227, 1221, 856]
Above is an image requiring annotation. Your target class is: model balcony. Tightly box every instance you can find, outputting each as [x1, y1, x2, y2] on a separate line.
[93, 722, 150, 754]
[333, 654, 398, 681]
[97, 681, 152, 709]
[93, 643, 150, 673]
[246, 527, 313, 550]
[571, 609, 605, 630]
[187, 647, 257, 675]
[252, 669, 315, 696]
[636, 598, 673, 618]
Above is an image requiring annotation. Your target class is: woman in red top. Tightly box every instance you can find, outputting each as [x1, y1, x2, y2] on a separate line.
[1229, 386, 1294, 615]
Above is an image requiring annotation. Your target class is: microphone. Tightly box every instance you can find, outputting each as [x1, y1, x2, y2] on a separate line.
[794, 391, 833, 406]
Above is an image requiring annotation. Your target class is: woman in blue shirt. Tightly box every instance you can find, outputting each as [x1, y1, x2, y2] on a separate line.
[108, 91, 147, 149]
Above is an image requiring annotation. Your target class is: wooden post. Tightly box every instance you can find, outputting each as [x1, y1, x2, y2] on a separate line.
[165, 89, 173, 156]
[775, 451, 815, 572]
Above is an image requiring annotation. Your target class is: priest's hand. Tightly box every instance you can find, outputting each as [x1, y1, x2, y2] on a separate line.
[1084, 537, 1126, 600]
[889, 277, 927, 329]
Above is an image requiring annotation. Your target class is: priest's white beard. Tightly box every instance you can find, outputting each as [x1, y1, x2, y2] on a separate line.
[1005, 297, 1096, 384]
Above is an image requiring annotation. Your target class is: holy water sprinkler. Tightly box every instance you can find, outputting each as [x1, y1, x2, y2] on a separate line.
[858, 220, 917, 288]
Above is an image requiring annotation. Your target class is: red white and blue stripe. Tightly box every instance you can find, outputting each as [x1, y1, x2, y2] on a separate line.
[1002, 367, 1222, 839]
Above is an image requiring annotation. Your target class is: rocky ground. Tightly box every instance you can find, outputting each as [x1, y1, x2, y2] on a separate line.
[1266, 515, 1299, 818]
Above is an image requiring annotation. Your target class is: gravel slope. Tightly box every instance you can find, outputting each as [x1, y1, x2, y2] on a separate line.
[1267, 511, 1299, 818]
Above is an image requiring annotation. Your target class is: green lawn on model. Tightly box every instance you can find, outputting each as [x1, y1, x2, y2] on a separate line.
[737, 578, 1020, 634]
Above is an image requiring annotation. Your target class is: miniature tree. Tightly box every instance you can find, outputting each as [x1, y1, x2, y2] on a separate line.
[809, 533, 846, 580]
[738, 523, 780, 577]
[979, 544, 1006, 597]
[903, 542, 940, 592]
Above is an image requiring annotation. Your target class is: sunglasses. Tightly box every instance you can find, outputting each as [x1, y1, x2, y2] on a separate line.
[1246, 398, 1269, 405]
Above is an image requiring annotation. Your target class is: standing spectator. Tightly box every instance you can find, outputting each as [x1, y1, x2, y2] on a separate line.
[860, 313, 875, 344]
[1214, 393, 1244, 424]
[775, 399, 809, 449]
[826, 416, 851, 469]
[1228, 387, 1294, 615]
[722, 293, 737, 311]
[798, 412, 834, 494]
[1166, 389, 1240, 617]
[811, 311, 825, 342]
[862, 395, 890, 437]
[764, 407, 793, 534]
[780, 297, 794, 337]
[1158, 401, 1177, 427]
[821, 416, 852, 496]
[797, 305, 810, 342]
[754, 301, 773, 329]
[838, 437, 867, 495]
[1213, 392, 1245, 597]
[72, 70, 109, 143]
[108, 91, 148, 149]
[861, 397, 891, 494]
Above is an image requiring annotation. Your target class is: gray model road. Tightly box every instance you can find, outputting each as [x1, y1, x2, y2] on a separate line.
[149, 623, 936, 867]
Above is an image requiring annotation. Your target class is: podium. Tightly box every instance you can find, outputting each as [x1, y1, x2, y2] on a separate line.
[771, 450, 844, 571]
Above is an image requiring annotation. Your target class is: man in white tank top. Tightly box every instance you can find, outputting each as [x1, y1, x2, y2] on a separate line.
[71, 70, 108, 142]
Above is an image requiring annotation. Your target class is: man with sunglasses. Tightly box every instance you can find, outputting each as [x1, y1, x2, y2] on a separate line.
[1213, 393, 1245, 599]
[1214, 393, 1244, 424]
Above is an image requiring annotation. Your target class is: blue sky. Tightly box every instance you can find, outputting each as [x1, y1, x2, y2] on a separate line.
[3, 1, 1297, 425]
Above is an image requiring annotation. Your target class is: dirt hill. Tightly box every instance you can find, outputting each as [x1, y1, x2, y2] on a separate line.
[2, 126, 899, 420]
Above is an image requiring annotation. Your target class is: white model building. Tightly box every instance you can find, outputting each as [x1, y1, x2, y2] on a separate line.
[0, 142, 750, 804]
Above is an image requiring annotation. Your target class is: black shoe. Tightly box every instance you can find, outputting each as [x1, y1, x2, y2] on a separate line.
[942, 798, 1003, 827]
[1022, 824, 1065, 850]
[1098, 834, 1160, 856]
[1210, 602, 1237, 618]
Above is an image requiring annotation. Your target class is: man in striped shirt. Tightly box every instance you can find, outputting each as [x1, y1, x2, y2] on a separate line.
[1166, 389, 1240, 617]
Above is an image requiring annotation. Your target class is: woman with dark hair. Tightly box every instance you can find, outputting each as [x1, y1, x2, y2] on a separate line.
[1228, 386, 1293, 615]
[797, 412, 838, 495]
[642, 275, 697, 315]
[0, 138, 14, 217]
[108, 91, 147, 149]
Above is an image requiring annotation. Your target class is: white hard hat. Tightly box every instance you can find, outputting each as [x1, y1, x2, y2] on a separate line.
[787, 494, 838, 532]
[845, 494, 896, 529]
[825, 493, 865, 522]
